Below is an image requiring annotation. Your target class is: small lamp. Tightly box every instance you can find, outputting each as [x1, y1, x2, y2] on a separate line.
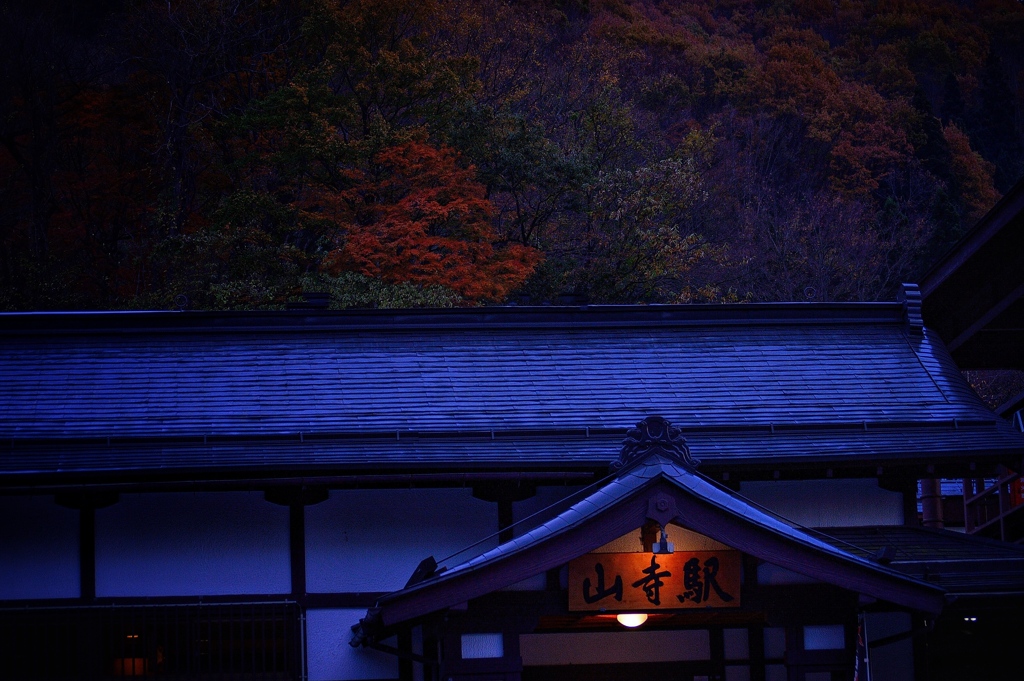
[616, 613, 648, 628]
[652, 529, 674, 554]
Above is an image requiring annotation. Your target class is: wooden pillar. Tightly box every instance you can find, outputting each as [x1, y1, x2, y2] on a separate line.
[55, 491, 117, 602]
[397, 628, 414, 681]
[920, 478, 944, 529]
[748, 624, 766, 681]
[472, 483, 537, 545]
[497, 497, 514, 544]
[710, 627, 726, 681]
[422, 621, 441, 681]
[264, 486, 329, 600]
[289, 504, 307, 598]
[80, 506, 96, 601]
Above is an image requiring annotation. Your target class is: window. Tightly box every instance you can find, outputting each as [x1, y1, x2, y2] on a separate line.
[803, 625, 845, 651]
[461, 633, 504, 659]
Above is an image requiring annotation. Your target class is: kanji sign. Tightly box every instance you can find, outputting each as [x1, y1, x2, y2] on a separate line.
[568, 551, 741, 611]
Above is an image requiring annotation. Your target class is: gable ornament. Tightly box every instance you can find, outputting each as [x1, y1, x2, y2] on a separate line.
[614, 415, 700, 471]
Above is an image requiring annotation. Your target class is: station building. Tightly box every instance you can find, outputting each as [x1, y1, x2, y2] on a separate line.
[2, 286, 1024, 681]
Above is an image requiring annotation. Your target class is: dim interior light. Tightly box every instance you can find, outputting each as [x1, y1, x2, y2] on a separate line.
[616, 613, 648, 628]
[113, 658, 147, 676]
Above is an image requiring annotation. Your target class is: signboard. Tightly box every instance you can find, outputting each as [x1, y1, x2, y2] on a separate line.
[568, 551, 741, 611]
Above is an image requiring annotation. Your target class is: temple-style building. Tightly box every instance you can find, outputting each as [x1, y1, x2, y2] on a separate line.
[2, 286, 1023, 681]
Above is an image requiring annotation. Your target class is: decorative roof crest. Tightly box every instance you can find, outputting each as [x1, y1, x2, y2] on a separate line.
[899, 283, 923, 336]
[614, 416, 699, 471]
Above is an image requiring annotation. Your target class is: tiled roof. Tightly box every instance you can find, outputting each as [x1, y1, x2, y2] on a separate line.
[359, 452, 947, 636]
[810, 525, 1024, 595]
[1, 303, 1021, 482]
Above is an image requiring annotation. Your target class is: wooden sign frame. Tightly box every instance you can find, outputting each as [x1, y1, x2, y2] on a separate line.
[568, 551, 741, 611]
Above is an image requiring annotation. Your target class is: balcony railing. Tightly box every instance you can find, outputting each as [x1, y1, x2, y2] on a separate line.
[964, 468, 1024, 543]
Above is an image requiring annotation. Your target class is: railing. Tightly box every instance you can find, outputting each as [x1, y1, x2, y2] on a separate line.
[0, 602, 302, 681]
[963, 468, 1024, 543]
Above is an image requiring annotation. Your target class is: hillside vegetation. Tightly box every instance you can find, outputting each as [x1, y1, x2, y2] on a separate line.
[2, 0, 1022, 309]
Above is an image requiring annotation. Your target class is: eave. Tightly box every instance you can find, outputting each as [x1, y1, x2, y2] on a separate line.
[357, 452, 946, 644]
[3, 419, 1021, 494]
[921, 178, 1024, 369]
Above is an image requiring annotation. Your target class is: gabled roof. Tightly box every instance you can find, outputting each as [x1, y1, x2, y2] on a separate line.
[2, 298, 1022, 488]
[353, 420, 946, 643]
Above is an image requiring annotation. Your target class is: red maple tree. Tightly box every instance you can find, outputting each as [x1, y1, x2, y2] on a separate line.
[325, 141, 541, 302]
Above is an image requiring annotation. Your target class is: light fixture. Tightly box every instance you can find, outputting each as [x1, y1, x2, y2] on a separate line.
[616, 613, 648, 628]
[652, 529, 674, 554]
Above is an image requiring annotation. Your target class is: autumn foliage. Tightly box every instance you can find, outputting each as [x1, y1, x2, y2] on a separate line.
[326, 142, 540, 302]
[1, 0, 1021, 310]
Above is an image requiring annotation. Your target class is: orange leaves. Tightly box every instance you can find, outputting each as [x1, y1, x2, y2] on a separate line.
[325, 141, 541, 302]
[814, 83, 909, 194]
[4, 0, 1020, 310]
[943, 123, 1001, 222]
[741, 27, 911, 195]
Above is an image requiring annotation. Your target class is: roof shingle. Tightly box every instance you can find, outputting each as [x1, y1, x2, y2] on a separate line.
[1, 304, 1021, 482]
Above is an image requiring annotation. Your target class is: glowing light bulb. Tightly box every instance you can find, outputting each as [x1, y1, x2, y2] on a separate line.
[616, 613, 648, 628]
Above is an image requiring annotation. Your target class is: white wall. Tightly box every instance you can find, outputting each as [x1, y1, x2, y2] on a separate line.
[738, 479, 903, 527]
[520, 629, 711, 665]
[512, 485, 585, 538]
[307, 609, 397, 681]
[596, 523, 732, 553]
[306, 489, 498, 593]
[756, 562, 820, 585]
[0, 495, 79, 600]
[95, 492, 290, 597]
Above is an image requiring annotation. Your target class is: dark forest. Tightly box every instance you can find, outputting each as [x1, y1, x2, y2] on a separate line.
[2, 0, 1022, 310]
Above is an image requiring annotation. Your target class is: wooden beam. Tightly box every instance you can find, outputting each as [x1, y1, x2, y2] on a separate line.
[80, 507, 95, 601]
[946, 281, 1024, 352]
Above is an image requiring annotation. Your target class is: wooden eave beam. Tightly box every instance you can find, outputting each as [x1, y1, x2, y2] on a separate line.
[921, 179, 1024, 353]
[946, 281, 1024, 353]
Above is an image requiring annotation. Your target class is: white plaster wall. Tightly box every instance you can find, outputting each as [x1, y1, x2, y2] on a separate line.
[501, 573, 547, 590]
[520, 629, 711, 665]
[756, 562, 819, 585]
[596, 523, 732, 553]
[307, 609, 397, 681]
[512, 485, 586, 537]
[738, 479, 903, 527]
[95, 492, 290, 597]
[0, 495, 79, 600]
[306, 489, 498, 593]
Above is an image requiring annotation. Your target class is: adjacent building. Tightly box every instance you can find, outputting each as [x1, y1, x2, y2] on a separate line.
[921, 177, 1024, 542]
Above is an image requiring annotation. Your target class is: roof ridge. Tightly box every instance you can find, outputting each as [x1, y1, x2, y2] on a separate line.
[0, 302, 909, 335]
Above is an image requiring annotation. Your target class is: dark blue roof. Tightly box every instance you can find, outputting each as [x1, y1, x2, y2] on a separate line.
[1, 303, 1021, 484]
